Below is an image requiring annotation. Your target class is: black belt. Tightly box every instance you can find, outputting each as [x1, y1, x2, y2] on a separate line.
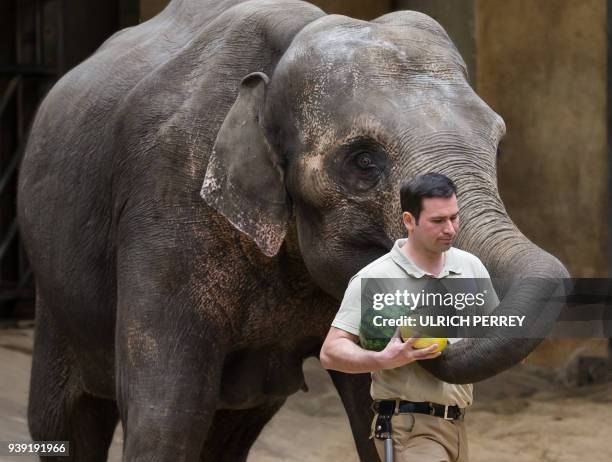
[373, 400, 465, 421]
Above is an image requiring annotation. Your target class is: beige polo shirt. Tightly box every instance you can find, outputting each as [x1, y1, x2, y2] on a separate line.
[331, 238, 499, 408]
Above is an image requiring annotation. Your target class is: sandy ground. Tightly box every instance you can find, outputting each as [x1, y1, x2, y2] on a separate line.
[1, 324, 611, 462]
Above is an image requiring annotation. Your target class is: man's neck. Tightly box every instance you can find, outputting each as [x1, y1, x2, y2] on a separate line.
[401, 238, 445, 277]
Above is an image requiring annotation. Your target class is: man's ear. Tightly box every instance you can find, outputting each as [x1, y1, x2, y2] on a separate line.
[201, 72, 290, 257]
[402, 211, 414, 232]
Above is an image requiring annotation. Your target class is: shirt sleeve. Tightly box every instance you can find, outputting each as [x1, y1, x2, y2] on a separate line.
[331, 275, 363, 336]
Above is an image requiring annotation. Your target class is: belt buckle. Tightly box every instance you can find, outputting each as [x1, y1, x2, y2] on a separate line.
[443, 405, 453, 421]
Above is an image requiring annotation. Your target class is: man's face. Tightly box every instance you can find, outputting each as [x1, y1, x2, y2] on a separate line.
[403, 194, 459, 254]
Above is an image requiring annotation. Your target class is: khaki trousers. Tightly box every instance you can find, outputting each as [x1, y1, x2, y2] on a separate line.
[372, 412, 468, 462]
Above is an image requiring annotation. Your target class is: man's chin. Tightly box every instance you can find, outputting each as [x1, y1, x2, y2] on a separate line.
[437, 241, 453, 251]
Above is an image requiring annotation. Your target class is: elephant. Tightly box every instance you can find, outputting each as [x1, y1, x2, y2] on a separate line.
[16, 0, 569, 460]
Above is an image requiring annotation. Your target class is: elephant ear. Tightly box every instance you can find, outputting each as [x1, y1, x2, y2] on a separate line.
[201, 72, 289, 257]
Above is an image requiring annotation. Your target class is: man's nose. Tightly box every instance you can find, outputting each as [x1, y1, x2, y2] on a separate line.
[443, 220, 455, 235]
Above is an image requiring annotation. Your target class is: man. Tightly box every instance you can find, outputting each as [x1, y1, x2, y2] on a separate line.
[320, 172, 499, 462]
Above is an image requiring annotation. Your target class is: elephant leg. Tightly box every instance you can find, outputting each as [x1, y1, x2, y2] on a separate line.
[28, 297, 119, 462]
[199, 399, 285, 461]
[328, 370, 379, 462]
[117, 343, 221, 460]
[115, 296, 225, 461]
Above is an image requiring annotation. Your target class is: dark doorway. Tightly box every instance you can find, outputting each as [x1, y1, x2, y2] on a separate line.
[0, 0, 139, 319]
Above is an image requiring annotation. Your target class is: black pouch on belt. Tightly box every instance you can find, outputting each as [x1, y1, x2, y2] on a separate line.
[374, 400, 395, 440]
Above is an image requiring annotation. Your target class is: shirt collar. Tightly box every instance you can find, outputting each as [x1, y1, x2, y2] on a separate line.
[390, 238, 463, 278]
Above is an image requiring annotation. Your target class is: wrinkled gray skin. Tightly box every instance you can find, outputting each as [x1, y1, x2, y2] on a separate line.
[17, 0, 569, 460]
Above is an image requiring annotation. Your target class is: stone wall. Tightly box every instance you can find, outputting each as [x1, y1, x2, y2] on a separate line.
[396, 0, 477, 85]
[140, 0, 169, 20]
[477, 0, 607, 278]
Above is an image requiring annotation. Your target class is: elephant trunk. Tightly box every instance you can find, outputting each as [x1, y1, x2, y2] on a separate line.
[418, 186, 570, 384]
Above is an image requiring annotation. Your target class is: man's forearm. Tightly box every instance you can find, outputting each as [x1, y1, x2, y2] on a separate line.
[320, 338, 383, 373]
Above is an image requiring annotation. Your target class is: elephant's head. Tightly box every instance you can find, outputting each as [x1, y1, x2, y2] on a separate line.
[201, 11, 569, 382]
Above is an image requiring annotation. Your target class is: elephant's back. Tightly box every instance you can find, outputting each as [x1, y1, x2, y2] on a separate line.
[18, 0, 251, 192]
[16, 2, 239, 287]
[17, 0, 324, 330]
[18, 0, 322, 256]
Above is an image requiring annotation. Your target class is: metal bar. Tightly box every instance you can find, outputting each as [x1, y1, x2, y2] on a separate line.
[0, 66, 57, 75]
[0, 141, 25, 196]
[35, 0, 42, 65]
[15, 0, 22, 64]
[57, 0, 64, 73]
[0, 76, 22, 119]
[0, 147, 23, 197]
[17, 67, 24, 141]
[0, 221, 18, 262]
[17, 268, 32, 290]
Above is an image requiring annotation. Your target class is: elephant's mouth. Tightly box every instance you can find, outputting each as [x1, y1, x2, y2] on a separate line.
[316, 236, 394, 302]
[350, 237, 394, 272]
[367, 235, 395, 254]
[351, 232, 395, 255]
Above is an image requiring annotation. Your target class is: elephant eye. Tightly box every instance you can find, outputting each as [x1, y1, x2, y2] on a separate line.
[355, 152, 374, 170]
[333, 138, 390, 193]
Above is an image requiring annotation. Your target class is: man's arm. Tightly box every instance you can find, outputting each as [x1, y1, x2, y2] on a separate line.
[320, 327, 441, 373]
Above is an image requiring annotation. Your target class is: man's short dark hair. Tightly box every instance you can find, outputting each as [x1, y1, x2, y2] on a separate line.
[400, 173, 457, 222]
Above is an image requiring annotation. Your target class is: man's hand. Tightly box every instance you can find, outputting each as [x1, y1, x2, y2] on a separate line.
[377, 328, 441, 370]
[320, 326, 441, 374]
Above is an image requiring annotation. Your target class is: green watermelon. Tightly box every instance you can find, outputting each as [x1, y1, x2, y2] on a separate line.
[359, 304, 409, 351]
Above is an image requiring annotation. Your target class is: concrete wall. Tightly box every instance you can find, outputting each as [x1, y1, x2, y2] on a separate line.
[477, 0, 608, 278]
[140, 0, 168, 20]
[396, 0, 476, 85]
